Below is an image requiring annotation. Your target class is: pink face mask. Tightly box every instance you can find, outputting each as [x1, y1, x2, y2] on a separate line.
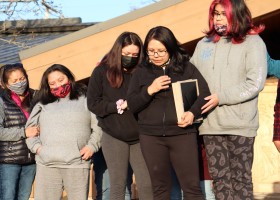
[50, 82, 71, 98]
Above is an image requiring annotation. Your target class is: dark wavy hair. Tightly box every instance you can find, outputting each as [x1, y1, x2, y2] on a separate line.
[99, 32, 143, 88]
[0, 63, 33, 112]
[35, 64, 87, 105]
[143, 26, 189, 74]
[1, 63, 29, 92]
[206, 0, 264, 43]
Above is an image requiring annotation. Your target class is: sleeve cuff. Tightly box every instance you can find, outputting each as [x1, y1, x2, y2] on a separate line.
[20, 128, 26, 139]
[107, 102, 117, 113]
[217, 91, 225, 105]
[86, 144, 96, 153]
[142, 86, 153, 101]
[31, 143, 42, 154]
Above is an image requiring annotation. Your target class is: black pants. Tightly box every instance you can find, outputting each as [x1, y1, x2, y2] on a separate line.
[140, 134, 204, 200]
[203, 135, 255, 200]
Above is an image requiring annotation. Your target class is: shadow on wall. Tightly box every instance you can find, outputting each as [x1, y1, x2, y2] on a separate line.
[263, 194, 280, 200]
[254, 182, 280, 200]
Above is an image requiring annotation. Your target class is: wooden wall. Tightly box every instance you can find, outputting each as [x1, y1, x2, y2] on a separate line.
[20, 0, 280, 89]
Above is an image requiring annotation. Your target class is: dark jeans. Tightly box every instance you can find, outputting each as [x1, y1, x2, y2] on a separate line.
[140, 134, 204, 200]
[204, 135, 255, 200]
[171, 168, 183, 200]
[0, 163, 36, 200]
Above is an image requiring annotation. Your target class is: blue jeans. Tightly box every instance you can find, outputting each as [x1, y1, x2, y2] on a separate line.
[93, 149, 133, 200]
[0, 163, 36, 200]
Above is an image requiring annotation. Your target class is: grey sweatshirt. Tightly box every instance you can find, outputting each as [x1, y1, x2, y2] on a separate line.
[26, 95, 102, 168]
[190, 35, 267, 137]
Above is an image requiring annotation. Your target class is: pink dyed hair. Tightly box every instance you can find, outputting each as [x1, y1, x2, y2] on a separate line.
[205, 0, 264, 44]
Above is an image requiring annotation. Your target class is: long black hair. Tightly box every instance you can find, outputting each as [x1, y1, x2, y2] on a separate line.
[100, 32, 143, 88]
[35, 64, 87, 105]
[143, 26, 190, 74]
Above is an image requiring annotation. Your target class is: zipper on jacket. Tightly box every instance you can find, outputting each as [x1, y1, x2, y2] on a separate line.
[162, 66, 166, 136]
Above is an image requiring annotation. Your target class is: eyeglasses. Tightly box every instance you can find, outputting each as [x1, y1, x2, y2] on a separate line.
[3, 63, 23, 71]
[146, 49, 167, 57]
[212, 11, 226, 19]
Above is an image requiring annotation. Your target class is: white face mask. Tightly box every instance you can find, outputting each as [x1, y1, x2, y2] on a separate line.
[214, 24, 228, 35]
[8, 80, 28, 95]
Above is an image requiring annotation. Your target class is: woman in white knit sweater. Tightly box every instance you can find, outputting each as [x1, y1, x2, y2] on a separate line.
[26, 64, 102, 200]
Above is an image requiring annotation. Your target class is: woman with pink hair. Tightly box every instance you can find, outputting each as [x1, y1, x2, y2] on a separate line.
[190, 0, 267, 199]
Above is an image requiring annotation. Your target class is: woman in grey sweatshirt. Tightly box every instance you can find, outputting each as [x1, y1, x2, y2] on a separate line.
[190, 0, 267, 199]
[26, 64, 102, 200]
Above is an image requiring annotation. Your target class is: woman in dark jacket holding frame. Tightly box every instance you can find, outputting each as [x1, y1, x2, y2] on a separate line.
[127, 26, 211, 200]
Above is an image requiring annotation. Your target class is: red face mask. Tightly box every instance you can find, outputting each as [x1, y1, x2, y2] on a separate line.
[50, 82, 71, 98]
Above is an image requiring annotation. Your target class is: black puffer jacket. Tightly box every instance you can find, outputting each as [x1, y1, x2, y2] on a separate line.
[0, 89, 35, 164]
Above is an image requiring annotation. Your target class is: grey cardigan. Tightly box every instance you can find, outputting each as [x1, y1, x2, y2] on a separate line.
[26, 95, 102, 168]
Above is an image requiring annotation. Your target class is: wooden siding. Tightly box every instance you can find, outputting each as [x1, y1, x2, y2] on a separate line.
[20, 0, 280, 89]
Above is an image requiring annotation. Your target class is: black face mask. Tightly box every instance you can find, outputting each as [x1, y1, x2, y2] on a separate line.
[121, 55, 139, 69]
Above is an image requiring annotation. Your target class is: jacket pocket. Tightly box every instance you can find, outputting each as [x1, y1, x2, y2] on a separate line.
[38, 143, 81, 166]
[215, 104, 242, 128]
[215, 100, 258, 129]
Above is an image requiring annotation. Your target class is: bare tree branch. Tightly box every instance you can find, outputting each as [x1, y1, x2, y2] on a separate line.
[0, 37, 30, 48]
[0, 0, 34, 2]
[0, 0, 63, 21]
[0, 0, 63, 47]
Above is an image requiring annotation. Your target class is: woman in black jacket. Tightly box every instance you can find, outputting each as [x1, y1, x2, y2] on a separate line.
[0, 63, 39, 200]
[127, 26, 211, 200]
[87, 32, 152, 200]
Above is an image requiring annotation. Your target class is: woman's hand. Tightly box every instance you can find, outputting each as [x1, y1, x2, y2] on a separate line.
[25, 126, 40, 138]
[201, 94, 219, 114]
[147, 75, 171, 95]
[116, 99, 127, 114]
[80, 146, 93, 160]
[36, 146, 42, 155]
[120, 100, 127, 110]
[274, 141, 280, 153]
[178, 111, 194, 127]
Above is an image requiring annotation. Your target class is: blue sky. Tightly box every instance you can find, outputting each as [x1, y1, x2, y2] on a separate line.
[0, 0, 157, 22]
[57, 0, 156, 23]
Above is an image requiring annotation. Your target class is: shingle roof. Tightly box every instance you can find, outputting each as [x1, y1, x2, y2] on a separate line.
[0, 32, 72, 64]
[0, 18, 95, 65]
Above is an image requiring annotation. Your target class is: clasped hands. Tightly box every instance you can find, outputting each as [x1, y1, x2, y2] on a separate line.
[116, 99, 128, 114]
